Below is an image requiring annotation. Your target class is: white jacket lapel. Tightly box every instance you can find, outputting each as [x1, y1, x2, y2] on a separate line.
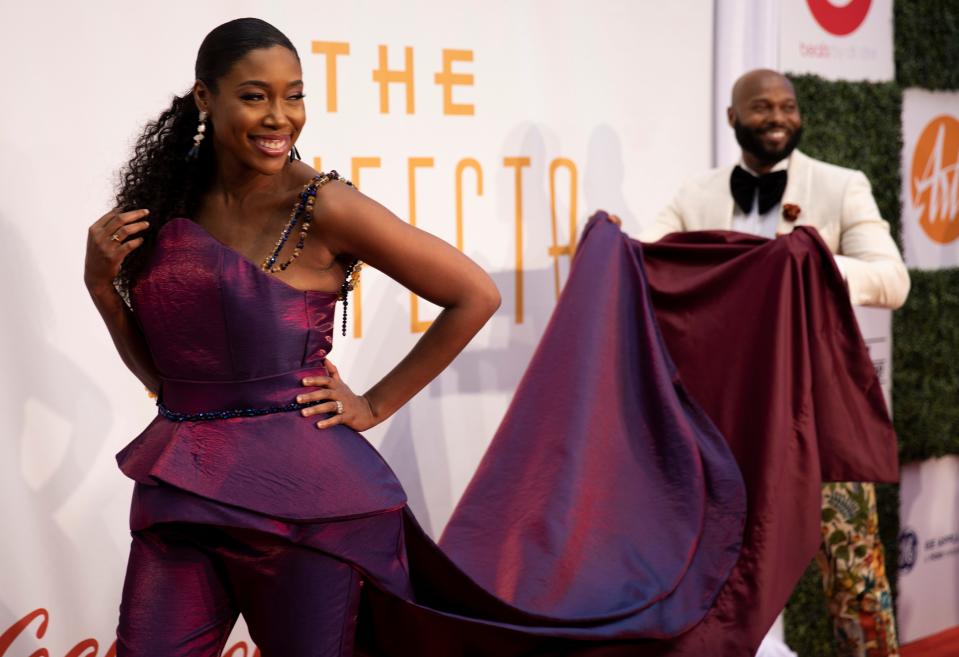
[715, 165, 736, 230]
[778, 150, 811, 235]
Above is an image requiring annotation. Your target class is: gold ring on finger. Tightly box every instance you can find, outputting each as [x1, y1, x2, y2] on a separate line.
[335, 400, 344, 415]
[111, 232, 122, 242]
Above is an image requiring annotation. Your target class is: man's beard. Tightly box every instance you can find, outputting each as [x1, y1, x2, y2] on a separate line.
[733, 120, 803, 167]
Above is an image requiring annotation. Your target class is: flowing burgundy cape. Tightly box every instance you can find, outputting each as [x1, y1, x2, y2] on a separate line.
[369, 212, 749, 655]
[634, 220, 898, 655]
[421, 215, 897, 656]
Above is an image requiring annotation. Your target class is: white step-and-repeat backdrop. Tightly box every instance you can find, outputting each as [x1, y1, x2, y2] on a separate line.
[0, 1, 714, 653]
[897, 86, 959, 646]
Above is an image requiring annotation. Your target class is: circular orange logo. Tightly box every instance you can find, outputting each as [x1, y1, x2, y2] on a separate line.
[911, 115, 959, 245]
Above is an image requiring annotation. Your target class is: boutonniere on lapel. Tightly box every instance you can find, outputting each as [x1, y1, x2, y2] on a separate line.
[782, 203, 801, 222]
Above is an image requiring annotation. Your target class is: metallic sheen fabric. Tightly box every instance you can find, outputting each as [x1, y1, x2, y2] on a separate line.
[114, 215, 894, 656]
[118, 218, 406, 521]
[117, 522, 365, 657]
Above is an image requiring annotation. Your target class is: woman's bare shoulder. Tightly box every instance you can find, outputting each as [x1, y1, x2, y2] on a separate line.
[285, 160, 322, 188]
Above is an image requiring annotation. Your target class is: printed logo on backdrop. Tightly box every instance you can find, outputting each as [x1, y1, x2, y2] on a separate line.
[898, 528, 918, 574]
[911, 115, 959, 246]
[779, 0, 893, 81]
[807, 0, 871, 36]
[901, 89, 959, 269]
[896, 456, 959, 643]
[309, 42, 581, 337]
[0, 608, 262, 657]
[898, 527, 959, 575]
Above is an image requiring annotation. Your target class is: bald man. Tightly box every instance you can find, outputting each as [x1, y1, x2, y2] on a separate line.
[645, 69, 909, 308]
[643, 70, 905, 657]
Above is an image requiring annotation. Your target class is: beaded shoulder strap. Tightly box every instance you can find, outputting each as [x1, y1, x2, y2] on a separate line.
[338, 259, 362, 336]
[261, 170, 363, 336]
[262, 170, 347, 273]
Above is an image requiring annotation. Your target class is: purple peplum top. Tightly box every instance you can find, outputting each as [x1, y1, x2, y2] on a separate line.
[116, 217, 406, 521]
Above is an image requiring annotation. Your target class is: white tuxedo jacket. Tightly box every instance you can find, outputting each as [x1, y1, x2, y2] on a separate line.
[643, 150, 910, 309]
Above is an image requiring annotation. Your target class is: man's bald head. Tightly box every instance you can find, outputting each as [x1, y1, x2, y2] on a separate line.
[730, 69, 796, 110]
[727, 69, 803, 173]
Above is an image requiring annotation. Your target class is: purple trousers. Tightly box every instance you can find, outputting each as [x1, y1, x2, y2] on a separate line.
[116, 523, 365, 657]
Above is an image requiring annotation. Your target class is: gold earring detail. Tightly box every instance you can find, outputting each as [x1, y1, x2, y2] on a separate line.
[187, 110, 208, 160]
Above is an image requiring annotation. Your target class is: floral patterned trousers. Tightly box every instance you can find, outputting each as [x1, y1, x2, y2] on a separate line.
[816, 482, 899, 657]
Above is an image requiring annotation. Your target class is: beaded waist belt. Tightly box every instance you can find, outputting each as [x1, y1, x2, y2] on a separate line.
[157, 365, 328, 423]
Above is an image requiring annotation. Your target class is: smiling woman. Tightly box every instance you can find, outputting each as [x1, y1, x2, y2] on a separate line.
[81, 15, 749, 657]
[194, 48, 305, 168]
[83, 16, 506, 657]
[106, 20, 316, 301]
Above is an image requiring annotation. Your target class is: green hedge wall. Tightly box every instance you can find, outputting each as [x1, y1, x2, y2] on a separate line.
[893, 268, 959, 461]
[788, 75, 903, 248]
[783, 2, 959, 653]
[895, 0, 959, 89]
[784, 561, 836, 655]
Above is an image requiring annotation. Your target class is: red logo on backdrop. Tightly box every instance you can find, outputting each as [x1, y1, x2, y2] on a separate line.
[807, 0, 872, 36]
[0, 609, 259, 657]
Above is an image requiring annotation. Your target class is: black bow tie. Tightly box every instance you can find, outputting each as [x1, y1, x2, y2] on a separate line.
[730, 166, 788, 215]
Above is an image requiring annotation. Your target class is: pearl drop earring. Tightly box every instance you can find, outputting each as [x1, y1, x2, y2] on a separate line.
[187, 110, 208, 160]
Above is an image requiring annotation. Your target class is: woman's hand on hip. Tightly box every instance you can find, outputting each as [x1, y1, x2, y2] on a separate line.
[298, 359, 376, 431]
[85, 208, 150, 295]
